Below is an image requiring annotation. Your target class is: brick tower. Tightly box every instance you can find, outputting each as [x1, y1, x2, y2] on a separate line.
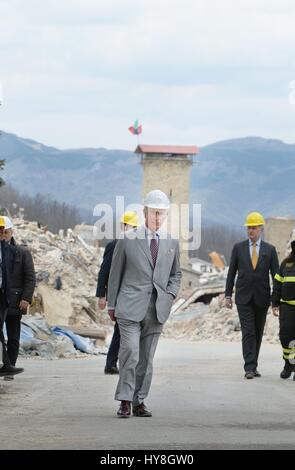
[136, 144, 199, 266]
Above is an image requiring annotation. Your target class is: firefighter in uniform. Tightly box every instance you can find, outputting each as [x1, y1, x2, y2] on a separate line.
[272, 240, 295, 380]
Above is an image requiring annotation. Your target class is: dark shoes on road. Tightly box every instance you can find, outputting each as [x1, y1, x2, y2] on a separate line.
[0, 365, 24, 377]
[245, 369, 261, 379]
[104, 366, 119, 375]
[117, 401, 152, 418]
[245, 371, 255, 379]
[244, 367, 295, 380]
[280, 366, 294, 380]
[133, 403, 152, 417]
[117, 401, 131, 418]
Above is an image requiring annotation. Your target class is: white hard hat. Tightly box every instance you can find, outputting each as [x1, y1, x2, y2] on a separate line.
[4, 216, 13, 230]
[143, 190, 170, 209]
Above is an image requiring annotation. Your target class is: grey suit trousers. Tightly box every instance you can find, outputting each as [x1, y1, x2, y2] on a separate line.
[115, 291, 163, 404]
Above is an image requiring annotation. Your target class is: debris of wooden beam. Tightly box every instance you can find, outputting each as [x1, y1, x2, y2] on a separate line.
[56, 325, 106, 340]
[82, 305, 100, 324]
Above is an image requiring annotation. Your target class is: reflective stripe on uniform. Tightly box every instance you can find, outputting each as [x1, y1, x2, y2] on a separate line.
[283, 353, 295, 360]
[282, 346, 295, 360]
[282, 347, 295, 353]
[281, 299, 295, 306]
[275, 274, 295, 283]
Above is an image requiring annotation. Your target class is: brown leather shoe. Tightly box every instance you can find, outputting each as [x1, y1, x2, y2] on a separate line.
[117, 401, 131, 418]
[133, 403, 152, 417]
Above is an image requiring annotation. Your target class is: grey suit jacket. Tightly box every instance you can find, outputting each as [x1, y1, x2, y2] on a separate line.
[107, 225, 182, 324]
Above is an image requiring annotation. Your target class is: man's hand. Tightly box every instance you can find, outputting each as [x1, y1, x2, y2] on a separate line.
[98, 297, 107, 310]
[108, 309, 116, 321]
[225, 297, 233, 309]
[19, 300, 29, 311]
[272, 307, 279, 317]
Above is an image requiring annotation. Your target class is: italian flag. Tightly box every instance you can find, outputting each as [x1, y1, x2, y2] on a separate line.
[128, 119, 142, 135]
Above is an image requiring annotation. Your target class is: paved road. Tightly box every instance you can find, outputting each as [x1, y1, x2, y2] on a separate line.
[0, 339, 294, 450]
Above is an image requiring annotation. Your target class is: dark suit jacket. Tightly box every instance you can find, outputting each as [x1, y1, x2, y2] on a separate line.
[1, 240, 16, 307]
[225, 240, 279, 307]
[7, 244, 36, 316]
[96, 240, 117, 299]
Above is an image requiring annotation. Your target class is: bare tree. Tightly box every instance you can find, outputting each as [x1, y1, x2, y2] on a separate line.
[0, 183, 82, 233]
[190, 221, 244, 265]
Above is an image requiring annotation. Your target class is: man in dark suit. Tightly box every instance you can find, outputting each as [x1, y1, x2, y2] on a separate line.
[225, 212, 279, 379]
[0, 216, 25, 377]
[3, 217, 35, 376]
[96, 211, 140, 374]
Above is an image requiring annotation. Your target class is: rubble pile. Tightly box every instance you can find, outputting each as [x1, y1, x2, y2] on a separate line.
[164, 295, 280, 344]
[12, 218, 109, 332]
[10, 216, 289, 348]
[16, 314, 105, 359]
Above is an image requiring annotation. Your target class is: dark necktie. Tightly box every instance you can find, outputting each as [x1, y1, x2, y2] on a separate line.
[150, 236, 158, 267]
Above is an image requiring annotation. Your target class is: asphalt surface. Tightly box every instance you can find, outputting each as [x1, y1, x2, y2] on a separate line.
[1, 339, 294, 450]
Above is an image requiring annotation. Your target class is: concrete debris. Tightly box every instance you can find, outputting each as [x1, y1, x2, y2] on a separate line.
[10, 215, 292, 350]
[10, 217, 110, 343]
[19, 318, 77, 359]
[164, 295, 280, 344]
[14, 314, 106, 359]
[172, 283, 225, 315]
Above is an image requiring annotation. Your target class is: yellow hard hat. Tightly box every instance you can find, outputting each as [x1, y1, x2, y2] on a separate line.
[0, 216, 5, 227]
[120, 211, 140, 227]
[244, 211, 265, 226]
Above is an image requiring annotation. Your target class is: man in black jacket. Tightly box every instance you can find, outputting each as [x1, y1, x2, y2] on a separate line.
[3, 217, 35, 377]
[96, 211, 140, 374]
[225, 212, 279, 379]
[0, 216, 25, 377]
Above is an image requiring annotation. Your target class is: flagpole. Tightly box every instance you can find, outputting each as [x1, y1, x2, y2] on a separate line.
[137, 116, 141, 145]
[128, 119, 142, 147]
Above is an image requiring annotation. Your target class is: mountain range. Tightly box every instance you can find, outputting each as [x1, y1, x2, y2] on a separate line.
[0, 130, 294, 226]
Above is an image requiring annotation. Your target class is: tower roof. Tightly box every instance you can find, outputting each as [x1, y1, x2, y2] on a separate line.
[135, 144, 199, 155]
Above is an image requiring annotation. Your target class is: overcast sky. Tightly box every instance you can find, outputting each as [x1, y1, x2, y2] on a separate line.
[0, 0, 295, 150]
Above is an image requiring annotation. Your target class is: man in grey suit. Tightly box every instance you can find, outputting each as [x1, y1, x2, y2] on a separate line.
[225, 211, 279, 379]
[107, 190, 182, 418]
